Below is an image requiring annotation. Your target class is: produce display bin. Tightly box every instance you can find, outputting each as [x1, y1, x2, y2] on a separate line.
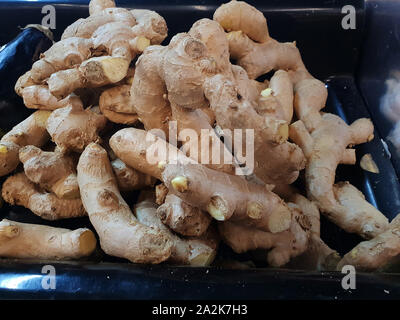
[0, 0, 399, 300]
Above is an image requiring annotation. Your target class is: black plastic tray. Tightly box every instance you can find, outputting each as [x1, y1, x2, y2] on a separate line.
[1, 0, 400, 300]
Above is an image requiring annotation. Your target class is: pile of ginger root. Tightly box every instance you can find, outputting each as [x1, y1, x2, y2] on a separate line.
[0, 0, 398, 271]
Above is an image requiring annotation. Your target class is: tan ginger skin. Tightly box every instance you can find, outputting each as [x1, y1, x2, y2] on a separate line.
[111, 158, 156, 191]
[18, 0, 167, 104]
[212, 0, 329, 136]
[172, 108, 235, 174]
[212, 0, 388, 239]
[204, 73, 305, 185]
[131, 22, 227, 131]
[135, 194, 218, 266]
[109, 128, 196, 181]
[110, 128, 292, 234]
[48, 9, 166, 97]
[46, 104, 107, 153]
[213, 0, 270, 43]
[290, 114, 388, 239]
[192, 19, 304, 183]
[289, 78, 388, 239]
[46, 29, 143, 99]
[77, 143, 172, 264]
[157, 193, 212, 237]
[0, 111, 51, 177]
[89, 0, 116, 15]
[19, 145, 80, 199]
[110, 127, 212, 237]
[214, 0, 311, 81]
[0, 0, 392, 269]
[131, 24, 212, 121]
[14, 71, 83, 111]
[2, 173, 86, 220]
[218, 205, 311, 267]
[132, 18, 304, 182]
[287, 194, 340, 271]
[99, 84, 139, 125]
[63, 3, 167, 45]
[256, 70, 294, 123]
[0, 219, 96, 260]
[162, 163, 292, 234]
[213, 0, 328, 129]
[337, 214, 400, 271]
[131, 35, 235, 174]
[62, 8, 136, 40]
[30, 37, 94, 84]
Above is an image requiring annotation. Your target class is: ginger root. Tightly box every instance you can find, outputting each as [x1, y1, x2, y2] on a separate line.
[2, 0, 393, 271]
[157, 193, 212, 237]
[77, 143, 172, 264]
[15, 71, 84, 111]
[218, 205, 310, 267]
[287, 194, 340, 271]
[213, 0, 329, 129]
[111, 158, 156, 191]
[25, 1, 167, 100]
[135, 195, 218, 266]
[204, 73, 305, 184]
[111, 127, 293, 234]
[62, 6, 134, 40]
[89, 0, 116, 15]
[337, 214, 400, 271]
[19, 145, 80, 199]
[46, 104, 107, 153]
[99, 84, 139, 125]
[256, 70, 294, 123]
[110, 128, 196, 180]
[213, 0, 269, 43]
[130, 9, 168, 45]
[290, 115, 388, 239]
[162, 163, 292, 233]
[0, 219, 96, 260]
[0, 111, 51, 177]
[132, 18, 303, 182]
[130, 22, 236, 174]
[214, 0, 309, 80]
[2, 173, 86, 220]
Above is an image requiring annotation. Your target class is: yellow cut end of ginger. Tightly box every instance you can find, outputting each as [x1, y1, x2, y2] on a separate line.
[226, 30, 243, 40]
[261, 88, 273, 97]
[0, 145, 7, 154]
[171, 176, 188, 193]
[135, 36, 150, 52]
[246, 202, 263, 219]
[157, 161, 166, 170]
[33, 110, 51, 128]
[206, 195, 228, 221]
[101, 57, 130, 83]
[206, 202, 226, 221]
